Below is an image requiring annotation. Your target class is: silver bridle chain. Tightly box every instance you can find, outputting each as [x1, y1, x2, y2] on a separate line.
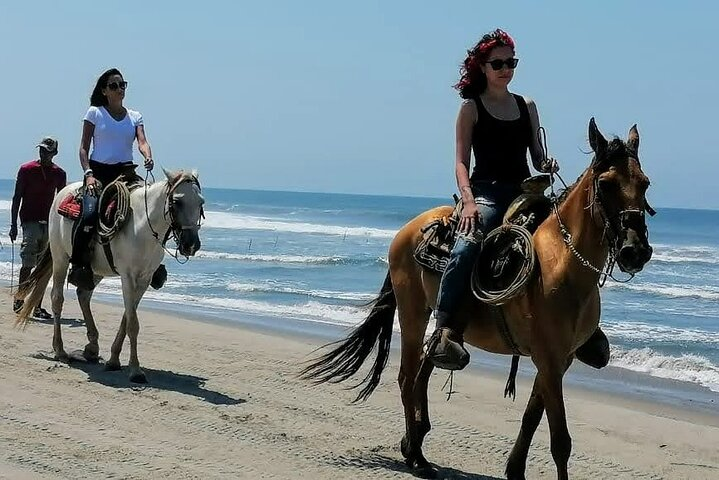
[553, 200, 620, 286]
[538, 127, 633, 286]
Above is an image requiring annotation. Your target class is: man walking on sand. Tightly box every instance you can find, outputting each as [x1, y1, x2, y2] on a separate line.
[10, 137, 67, 318]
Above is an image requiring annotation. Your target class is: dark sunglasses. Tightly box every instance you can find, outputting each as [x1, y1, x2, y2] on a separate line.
[485, 58, 519, 71]
[107, 81, 128, 91]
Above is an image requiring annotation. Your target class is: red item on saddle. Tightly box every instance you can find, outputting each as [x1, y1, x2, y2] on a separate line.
[58, 194, 81, 220]
[105, 199, 117, 222]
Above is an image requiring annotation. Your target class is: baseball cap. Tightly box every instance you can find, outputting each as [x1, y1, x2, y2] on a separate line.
[37, 137, 58, 153]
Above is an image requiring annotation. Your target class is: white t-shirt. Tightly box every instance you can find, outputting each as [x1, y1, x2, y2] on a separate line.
[83, 106, 143, 164]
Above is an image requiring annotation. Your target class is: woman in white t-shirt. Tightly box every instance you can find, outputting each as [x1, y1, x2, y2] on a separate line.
[69, 68, 156, 289]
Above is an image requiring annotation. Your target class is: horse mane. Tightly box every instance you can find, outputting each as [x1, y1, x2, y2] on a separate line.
[605, 137, 629, 158]
[555, 136, 629, 206]
[163, 169, 201, 191]
[555, 173, 584, 205]
[173, 169, 199, 182]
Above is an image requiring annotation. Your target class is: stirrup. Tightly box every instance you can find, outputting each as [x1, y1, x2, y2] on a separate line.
[150, 264, 167, 290]
[68, 266, 96, 290]
[426, 327, 470, 371]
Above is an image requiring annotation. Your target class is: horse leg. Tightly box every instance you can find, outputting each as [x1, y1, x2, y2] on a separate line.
[414, 350, 435, 462]
[77, 285, 100, 362]
[121, 275, 150, 383]
[539, 358, 573, 480]
[50, 257, 69, 362]
[399, 337, 437, 479]
[506, 374, 545, 480]
[105, 313, 126, 371]
[397, 300, 436, 478]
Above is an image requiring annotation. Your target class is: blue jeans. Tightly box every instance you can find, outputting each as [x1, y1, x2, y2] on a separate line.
[435, 182, 520, 319]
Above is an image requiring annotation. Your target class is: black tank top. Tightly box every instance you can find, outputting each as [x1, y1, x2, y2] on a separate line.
[470, 93, 532, 185]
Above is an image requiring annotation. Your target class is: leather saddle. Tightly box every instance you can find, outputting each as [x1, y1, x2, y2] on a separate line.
[414, 175, 553, 274]
[57, 175, 143, 230]
[502, 174, 552, 231]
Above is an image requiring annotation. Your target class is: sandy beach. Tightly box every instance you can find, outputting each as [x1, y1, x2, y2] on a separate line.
[0, 290, 717, 480]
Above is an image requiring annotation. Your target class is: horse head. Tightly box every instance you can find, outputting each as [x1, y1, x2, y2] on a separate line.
[588, 118, 653, 274]
[164, 168, 205, 257]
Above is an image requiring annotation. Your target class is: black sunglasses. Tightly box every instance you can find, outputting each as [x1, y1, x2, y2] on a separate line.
[485, 58, 519, 71]
[107, 81, 128, 91]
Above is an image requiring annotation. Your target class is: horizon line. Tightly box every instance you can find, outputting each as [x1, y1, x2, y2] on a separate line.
[0, 178, 715, 212]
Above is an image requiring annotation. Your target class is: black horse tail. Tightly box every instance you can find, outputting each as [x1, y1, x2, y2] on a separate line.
[300, 271, 396, 402]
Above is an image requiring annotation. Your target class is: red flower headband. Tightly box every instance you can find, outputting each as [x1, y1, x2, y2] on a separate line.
[478, 29, 515, 54]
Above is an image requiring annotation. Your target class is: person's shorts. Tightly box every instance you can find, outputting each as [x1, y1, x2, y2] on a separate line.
[20, 221, 49, 268]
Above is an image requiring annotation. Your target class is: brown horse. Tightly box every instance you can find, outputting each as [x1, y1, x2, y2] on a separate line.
[302, 118, 653, 479]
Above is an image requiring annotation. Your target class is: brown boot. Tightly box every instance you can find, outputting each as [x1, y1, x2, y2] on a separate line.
[427, 312, 470, 370]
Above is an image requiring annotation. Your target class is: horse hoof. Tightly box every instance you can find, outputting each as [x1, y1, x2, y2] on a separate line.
[506, 473, 526, 480]
[83, 354, 100, 364]
[129, 371, 147, 384]
[54, 351, 70, 363]
[104, 361, 122, 371]
[82, 348, 100, 363]
[505, 465, 526, 480]
[415, 463, 438, 479]
[400, 436, 418, 468]
[400, 435, 410, 459]
[400, 437, 436, 478]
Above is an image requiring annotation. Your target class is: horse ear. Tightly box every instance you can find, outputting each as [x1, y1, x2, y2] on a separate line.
[627, 124, 639, 153]
[163, 167, 177, 182]
[588, 117, 608, 169]
[588, 117, 608, 155]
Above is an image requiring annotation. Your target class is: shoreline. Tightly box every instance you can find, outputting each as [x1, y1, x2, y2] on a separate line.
[110, 291, 719, 417]
[4, 277, 718, 416]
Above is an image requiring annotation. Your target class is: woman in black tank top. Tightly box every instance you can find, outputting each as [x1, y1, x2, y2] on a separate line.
[427, 29, 559, 371]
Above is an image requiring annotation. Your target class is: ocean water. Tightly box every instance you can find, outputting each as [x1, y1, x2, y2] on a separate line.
[1, 180, 718, 396]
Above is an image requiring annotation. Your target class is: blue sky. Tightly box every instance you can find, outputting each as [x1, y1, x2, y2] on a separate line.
[1, 1, 717, 209]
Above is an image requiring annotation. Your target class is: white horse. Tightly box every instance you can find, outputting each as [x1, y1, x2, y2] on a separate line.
[16, 168, 204, 383]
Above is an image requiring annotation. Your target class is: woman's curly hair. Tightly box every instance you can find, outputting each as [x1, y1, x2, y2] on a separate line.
[454, 29, 515, 99]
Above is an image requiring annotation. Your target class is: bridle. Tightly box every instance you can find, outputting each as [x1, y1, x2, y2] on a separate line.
[539, 128, 654, 286]
[144, 171, 204, 263]
[590, 164, 650, 250]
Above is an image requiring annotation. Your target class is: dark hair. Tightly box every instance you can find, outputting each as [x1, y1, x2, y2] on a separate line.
[454, 29, 515, 99]
[90, 68, 123, 107]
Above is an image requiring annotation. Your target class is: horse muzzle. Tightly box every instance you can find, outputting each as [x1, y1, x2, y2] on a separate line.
[178, 229, 201, 257]
[616, 234, 652, 274]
